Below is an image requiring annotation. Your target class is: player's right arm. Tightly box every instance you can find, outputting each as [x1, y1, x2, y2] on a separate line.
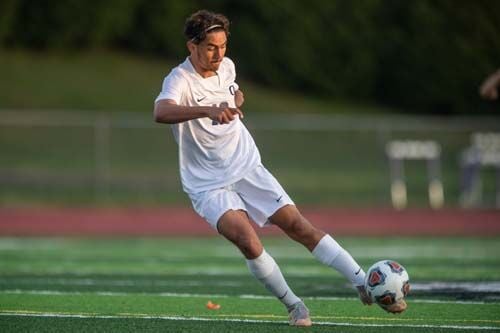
[154, 99, 243, 125]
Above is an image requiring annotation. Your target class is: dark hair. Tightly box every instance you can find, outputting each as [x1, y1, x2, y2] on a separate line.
[184, 10, 230, 44]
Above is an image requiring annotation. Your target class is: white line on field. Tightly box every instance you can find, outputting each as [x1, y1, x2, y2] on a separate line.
[3, 276, 500, 293]
[0, 312, 498, 331]
[0, 277, 243, 287]
[0, 289, 496, 305]
[0, 289, 230, 299]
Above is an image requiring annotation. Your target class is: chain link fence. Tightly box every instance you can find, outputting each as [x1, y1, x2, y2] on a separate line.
[1, 111, 499, 208]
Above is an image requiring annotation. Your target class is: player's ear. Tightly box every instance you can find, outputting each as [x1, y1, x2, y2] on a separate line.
[187, 41, 196, 53]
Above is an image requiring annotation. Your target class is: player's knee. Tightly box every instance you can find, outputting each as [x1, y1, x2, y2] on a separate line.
[286, 215, 312, 239]
[289, 217, 325, 248]
[235, 235, 262, 259]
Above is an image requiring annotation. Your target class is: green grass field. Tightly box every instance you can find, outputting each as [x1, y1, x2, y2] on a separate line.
[1, 236, 499, 332]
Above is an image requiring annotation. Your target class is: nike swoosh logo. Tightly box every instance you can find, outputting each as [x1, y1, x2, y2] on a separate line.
[278, 290, 288, 300]
[276, 195, 283, 202]
[196, 96, 206, 102]
[355, 268, 362, 275]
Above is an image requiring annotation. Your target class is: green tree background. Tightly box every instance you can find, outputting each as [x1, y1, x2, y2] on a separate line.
[1, 0, 499, 114]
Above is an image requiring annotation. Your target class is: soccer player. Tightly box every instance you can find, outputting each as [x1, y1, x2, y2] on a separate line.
[154, 9, 405, 326]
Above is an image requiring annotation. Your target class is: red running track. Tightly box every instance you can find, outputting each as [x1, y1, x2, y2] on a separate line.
[0, 207, 499, 237]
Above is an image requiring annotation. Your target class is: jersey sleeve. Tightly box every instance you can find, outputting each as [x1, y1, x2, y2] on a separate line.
[154, 69, 187, 105]
[223, 57, 239, 91]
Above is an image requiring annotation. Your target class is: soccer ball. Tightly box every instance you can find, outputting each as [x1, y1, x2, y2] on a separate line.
[365, 260, 410, 308]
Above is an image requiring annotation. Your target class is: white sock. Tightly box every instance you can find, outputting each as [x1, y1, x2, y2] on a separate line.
[312, 234, 366, 286]
[246, 249, 301, 309]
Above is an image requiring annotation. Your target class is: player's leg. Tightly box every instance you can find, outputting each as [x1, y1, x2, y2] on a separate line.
[217, 210, 311, 326]
[216, 209, 263, 259]
[269, 205, 372, 304]
[232, 165, 370, 304]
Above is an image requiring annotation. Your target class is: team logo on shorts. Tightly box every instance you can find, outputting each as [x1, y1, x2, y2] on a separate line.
[367, 268, 386, 287]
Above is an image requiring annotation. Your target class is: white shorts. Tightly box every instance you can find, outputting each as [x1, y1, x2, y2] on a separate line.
[188, 165, 294, 230]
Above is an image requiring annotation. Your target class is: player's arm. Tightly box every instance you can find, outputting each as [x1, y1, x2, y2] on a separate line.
[154, 99, 243, 124]
[154, 99, 211, 124]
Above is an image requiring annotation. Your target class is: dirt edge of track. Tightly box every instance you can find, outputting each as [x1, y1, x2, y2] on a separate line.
[1, 207, 499, 237]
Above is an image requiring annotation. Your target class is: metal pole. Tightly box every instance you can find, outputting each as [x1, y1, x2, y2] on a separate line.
[427, 157, 444, 209]
[94, 114, 110, 202]
[390, 158, 407, 210]
[496, 165, 500, 208]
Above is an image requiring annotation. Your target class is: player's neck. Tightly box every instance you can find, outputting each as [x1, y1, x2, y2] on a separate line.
[188, 57, 217, 78]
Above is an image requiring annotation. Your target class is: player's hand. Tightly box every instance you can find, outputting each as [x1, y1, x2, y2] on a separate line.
[381, 299, 407, 314]
[235, 90, 244, 107]
[207, 104, 244, 124]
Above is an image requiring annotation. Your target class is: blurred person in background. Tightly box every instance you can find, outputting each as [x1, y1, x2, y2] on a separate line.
[153, 9, 406, 326]
[480, 68, 500, 101]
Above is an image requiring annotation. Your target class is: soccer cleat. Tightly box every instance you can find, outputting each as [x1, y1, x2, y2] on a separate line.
[381, 299, 407, 314]
[287, 301, 312, 327]
[356, 285, 373, 305]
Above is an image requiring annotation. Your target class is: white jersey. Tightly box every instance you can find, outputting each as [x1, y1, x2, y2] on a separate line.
[155, 57, 261, 194]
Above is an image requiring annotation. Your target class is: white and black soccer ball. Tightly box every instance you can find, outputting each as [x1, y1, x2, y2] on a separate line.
[365, 260, 410, 307]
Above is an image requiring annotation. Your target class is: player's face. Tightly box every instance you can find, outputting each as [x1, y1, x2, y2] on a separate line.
[189, 30, 227, 77]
